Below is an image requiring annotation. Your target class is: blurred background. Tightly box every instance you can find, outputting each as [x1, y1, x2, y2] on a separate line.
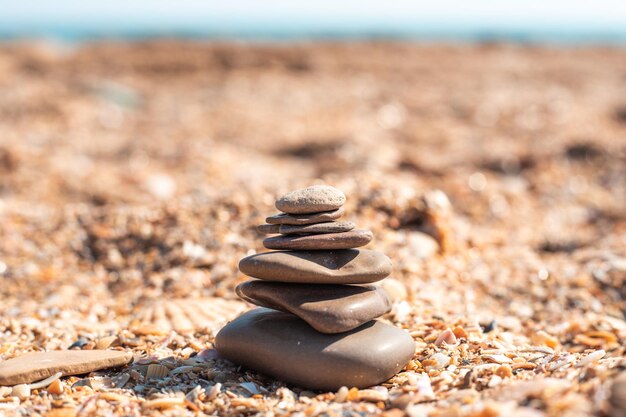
[1, 0, 625, 295]
[3, 1, 626, 42]
[0, 0, 624, 337]
[0, 1, 625, 414]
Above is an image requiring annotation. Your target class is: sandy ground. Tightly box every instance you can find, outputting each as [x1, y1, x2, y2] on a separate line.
[0, 41, 625, 416]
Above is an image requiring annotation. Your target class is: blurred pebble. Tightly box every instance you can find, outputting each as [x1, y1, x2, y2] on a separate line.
[379, 278, 408, 302]
[145, 174, 176, 199]
[609, 372, 626, 417]
[407, 232, 439, 259]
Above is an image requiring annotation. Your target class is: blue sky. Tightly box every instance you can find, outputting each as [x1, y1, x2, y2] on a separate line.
[1, 1, 626, 41]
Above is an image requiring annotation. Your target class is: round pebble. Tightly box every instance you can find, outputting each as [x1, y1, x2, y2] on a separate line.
[276, 185, 346, 214]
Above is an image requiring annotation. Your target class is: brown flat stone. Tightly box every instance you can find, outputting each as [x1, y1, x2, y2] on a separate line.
[239, 249, 392, 284]
[214, 308, 414, 390]
[257, 224, 280, 234]
[264, 229, 372, 250]
[279, 221, 355, 235]
[0, 350, 133, 386]
[276, 185, 346, 214]
[236, 281, 391, 333]
[266, 207, 344, 225]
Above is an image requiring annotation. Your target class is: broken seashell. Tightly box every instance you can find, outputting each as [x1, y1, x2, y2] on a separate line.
[346, 387, 360, 401]
[107, 374, 130, 389]
[512, 362, 537, 370]
[95, 336, 118, 350]
[239, 382, 260, 395]
[11, 384, 30, 400]
[186, 385, 204, 402]
[483, 354, 513, 364]
[452, 326, 469, 339]
[576, 350, 606, 367]
[546, 354, 575, 371]
[531, 330, 559, 349]
[99, 392, 129, 402]
[575, 331, 618, 347]
[146, 364, 169, 379]
[334, 386, 349, 403]
[434, 329, 457, 347]
[413, 374, 435, 398]
[47, 379, 64, 395]
[358, 386, 389, 402]
[171, 366, 195, 375]
[29, 372, 63, 390]
[230, 397, 260, 407]
[488, 375, 503, 387]
[73, 373, 130, 391]
[495, 365, 513, 378]
[143, 397, 185, 409]
[422, 353, 451, 371]
[521, 345, 554, 354]
[207, 383, 221, 400]
[0, 387, 12, 398]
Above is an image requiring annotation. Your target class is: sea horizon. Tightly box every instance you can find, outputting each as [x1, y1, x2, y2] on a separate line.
[2, 25, 626, 46]
[2, 0, 626, 45]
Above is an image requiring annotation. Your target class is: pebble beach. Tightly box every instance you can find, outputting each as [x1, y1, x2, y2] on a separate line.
[0, 41, 625, 416]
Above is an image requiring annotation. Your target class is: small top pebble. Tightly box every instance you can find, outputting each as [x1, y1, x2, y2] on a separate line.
[276, 185, 346, 214]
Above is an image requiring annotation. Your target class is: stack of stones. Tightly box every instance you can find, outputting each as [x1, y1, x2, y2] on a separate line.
[215, 185, 414, 390]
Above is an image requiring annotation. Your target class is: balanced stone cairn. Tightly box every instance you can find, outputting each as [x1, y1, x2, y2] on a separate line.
[215, 185, 414, 390]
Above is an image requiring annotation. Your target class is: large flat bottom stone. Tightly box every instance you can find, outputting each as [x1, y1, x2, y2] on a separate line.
[215, 308, 414, 390]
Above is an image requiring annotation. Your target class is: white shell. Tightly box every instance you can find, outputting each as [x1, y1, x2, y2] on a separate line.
[424, 352, 451, 370]
[28, 372, 62, 390]
[11, 384, 30, 400]
[143, 397, 185, 409]
[483, 354, 513, 364]
[576, 350, 606, 367]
